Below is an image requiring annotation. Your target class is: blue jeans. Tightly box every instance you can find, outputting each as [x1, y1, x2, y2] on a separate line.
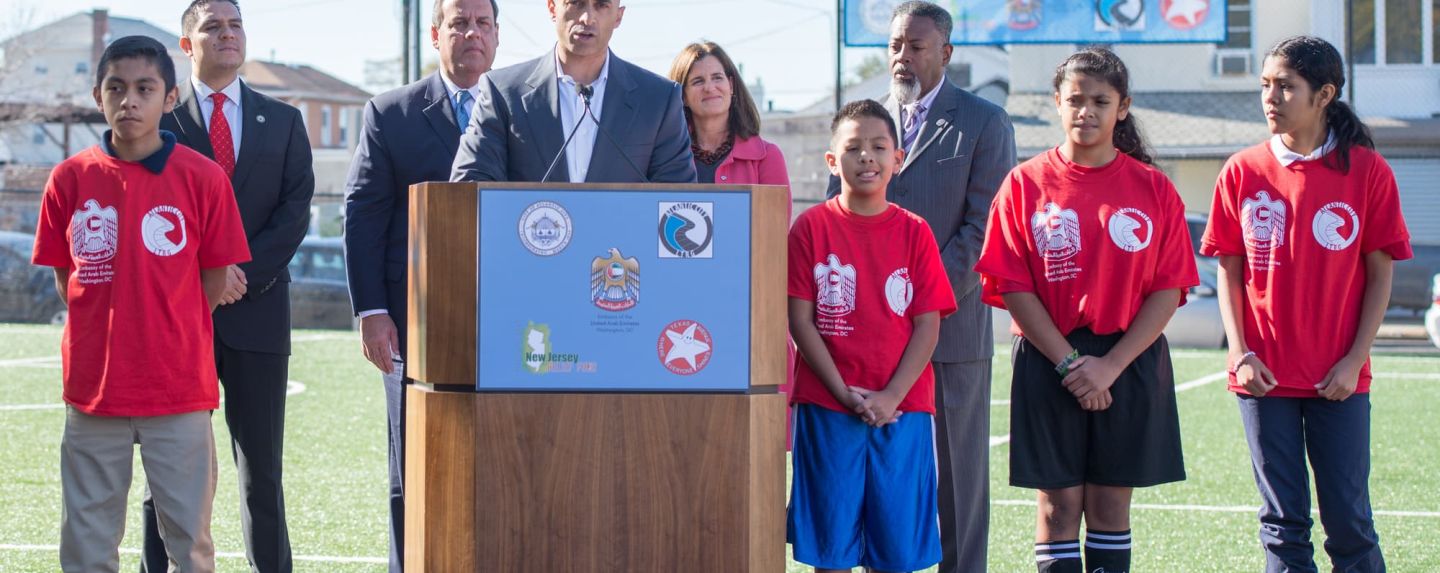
[1236, 394, 1385, 572]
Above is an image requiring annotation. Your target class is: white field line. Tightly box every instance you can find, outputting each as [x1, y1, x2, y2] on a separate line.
[292, 332, 356, 342]
[0, 381, 307, 412]
[989, 371, 1229, 449]
[992, 499, 1440, 518]
[0, 356, 61, 368]
[0, 544, 384, 564]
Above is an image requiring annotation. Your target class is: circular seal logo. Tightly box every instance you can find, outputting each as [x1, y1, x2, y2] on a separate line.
[1312, 201, 1359, 251]
[141, 205, 187, 257]
[884, 268, 913, 317]
[658, 202, 713, 258]
[518, 201, 572, 256]
[1107, 208, 1153, 253]
[657, 319, 713, 376]
[1161, 0, 1209, 30]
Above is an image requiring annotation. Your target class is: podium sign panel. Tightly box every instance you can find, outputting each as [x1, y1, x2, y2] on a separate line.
[478, 187, 752, 392]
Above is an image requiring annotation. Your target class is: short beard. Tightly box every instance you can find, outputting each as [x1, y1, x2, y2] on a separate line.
[890, 75, 921, 106]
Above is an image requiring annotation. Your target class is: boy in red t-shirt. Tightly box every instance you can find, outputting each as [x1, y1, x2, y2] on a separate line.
[30, 36, 249, 572]
[785, 100, 956, 573]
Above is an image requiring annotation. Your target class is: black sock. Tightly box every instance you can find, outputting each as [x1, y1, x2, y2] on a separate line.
[1084, 528, 1132, 573]
[1036, 539, 1082, 573]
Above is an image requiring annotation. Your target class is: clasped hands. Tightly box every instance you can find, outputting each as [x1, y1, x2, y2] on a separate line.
[841, 386, 904, 427]
[1061, 354, 1121, 412]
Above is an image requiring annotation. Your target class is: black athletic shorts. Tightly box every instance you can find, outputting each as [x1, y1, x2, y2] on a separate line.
[1008, 328, 1186, 490]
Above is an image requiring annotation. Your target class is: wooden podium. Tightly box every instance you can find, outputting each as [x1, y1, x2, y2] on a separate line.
[403, 182, 788, 572]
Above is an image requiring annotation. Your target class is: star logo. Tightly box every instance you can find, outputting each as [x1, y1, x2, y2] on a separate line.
[1162, 0, 1208, 30]
[657, 319, 713, 376]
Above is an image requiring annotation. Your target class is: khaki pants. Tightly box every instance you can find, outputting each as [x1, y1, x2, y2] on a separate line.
[59, 407, 217, 573]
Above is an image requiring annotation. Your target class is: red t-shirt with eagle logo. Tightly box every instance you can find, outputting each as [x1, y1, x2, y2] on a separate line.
[33, 139, 250, 416]
[1201, 142, 1411, 397]
[976, 148, 1198, 337]
[787, 198, 956, 415]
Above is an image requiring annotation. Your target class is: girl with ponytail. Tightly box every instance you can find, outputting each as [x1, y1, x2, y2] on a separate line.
[1200, 35, 1410, 572]
[976, 47, 1196, 573]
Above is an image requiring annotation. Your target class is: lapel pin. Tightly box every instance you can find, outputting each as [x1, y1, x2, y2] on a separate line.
[936, 118, 948, 127]
[257, 115, 266, 124]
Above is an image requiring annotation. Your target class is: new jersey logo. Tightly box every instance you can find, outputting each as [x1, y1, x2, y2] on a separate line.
[814, 254, 857, 317]
[1312, 201, 1360, 251]
[1032, 203, 1081, 261]
[1107, 207, 1153, 252]
[884, 268, 913, 317]
[70, 199, 118, 263]
[1241, 191, 1287, 251]
[141, 205, 187, 257]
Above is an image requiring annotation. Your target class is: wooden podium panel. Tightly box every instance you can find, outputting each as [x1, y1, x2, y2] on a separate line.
[405, 386, 786, 572]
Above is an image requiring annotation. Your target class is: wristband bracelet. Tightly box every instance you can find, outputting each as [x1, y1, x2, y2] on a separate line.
[1231, 351, 1257, 374]
[1054, 349, 1081, 377]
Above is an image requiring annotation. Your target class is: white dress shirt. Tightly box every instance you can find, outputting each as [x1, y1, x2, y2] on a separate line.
[556, 49, 611, 183]
[1270, 130, 1336, 167]
[192, 76, 243, 162]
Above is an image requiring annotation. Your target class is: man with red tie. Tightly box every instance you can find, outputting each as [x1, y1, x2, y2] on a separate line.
[142, 1, 315, 572]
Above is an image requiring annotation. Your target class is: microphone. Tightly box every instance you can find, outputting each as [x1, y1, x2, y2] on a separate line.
[539, 84, 592, 184]
[539, 82, 650, 184]
[579, 84, 648, 184]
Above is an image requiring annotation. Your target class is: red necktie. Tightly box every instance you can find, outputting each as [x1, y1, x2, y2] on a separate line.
[208, 92, 235, 177]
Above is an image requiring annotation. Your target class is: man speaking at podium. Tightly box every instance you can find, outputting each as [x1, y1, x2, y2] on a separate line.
[450, 0, 697, 184]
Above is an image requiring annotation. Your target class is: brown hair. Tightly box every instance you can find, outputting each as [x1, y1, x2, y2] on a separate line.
[668, 41, 761, 141]
[1052, 46, 1154, 165]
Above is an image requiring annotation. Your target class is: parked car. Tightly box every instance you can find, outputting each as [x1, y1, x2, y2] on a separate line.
[1185, 212, 1437, 313]
[287, 236, 355, 330]
[1425, 273, 1440, 350]
[990, 255, 1227, 349]
[0, 231, 68, 325]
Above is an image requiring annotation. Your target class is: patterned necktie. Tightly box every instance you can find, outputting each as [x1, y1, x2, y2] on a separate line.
[902, 102, 926, 151]
[208, 92, 235, 177]
[455, 90, 474, 132]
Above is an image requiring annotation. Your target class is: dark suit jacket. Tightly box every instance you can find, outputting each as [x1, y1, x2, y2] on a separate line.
[162, 79, 315, 356]
[829, 81, 1016, 363]
[344, 72, 467, 363]
[450, 50, 697, 183]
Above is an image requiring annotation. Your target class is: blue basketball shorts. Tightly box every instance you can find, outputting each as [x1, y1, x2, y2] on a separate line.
[786, 404, 941, 572]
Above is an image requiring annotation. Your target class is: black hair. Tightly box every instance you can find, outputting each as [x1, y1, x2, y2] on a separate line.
[182, 0, 241, 36]
[892, 1, 953, 39]
[95, 35, 177, 93]
[432, 0, 500, 28]
[1265, 35, 1373, 173]
[1052, 46, 1153, 165]
[831, 99, 899, 149]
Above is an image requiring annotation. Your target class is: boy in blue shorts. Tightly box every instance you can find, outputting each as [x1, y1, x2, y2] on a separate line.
[786, 99, 957, 573]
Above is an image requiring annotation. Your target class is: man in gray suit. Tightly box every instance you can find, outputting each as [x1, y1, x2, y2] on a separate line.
[829, 2, 1016, 570]
[450, 0, 696, 183]
[344, 0, 499, 570]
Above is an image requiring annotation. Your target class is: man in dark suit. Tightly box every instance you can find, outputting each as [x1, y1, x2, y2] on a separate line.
[344, 0, 499, 570]
[828, 2, 1016, 570]
[450, 0, 695, 183]
[140, 1, 314, 572]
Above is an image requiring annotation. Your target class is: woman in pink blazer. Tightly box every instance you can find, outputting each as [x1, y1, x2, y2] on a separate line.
[668, 42, 790, 188]
[670, 42, 795, 439]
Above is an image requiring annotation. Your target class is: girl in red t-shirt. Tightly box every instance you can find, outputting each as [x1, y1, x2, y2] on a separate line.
[976, 48, 1197, 573]
[1201, 36, 1409, 572]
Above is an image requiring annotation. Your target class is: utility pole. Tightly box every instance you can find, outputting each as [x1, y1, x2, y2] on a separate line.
[401, 0, 412, 84]
[835, 0, 843, 111]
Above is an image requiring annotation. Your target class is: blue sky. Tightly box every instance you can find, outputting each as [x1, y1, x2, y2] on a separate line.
[16, 0, 888, 110]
